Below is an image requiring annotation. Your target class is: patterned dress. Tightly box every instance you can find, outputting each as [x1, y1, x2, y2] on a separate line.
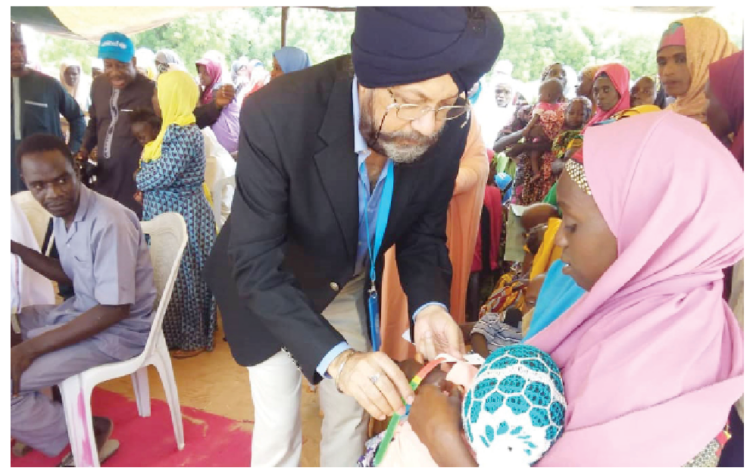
[518, 107, 566, 205]
[136, 124, 217, 351]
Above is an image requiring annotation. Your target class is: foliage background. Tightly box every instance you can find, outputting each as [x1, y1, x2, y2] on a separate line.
[26, 7, 743, 86]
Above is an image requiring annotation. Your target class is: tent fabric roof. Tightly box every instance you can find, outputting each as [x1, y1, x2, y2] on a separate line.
[11, 6, 714, 42]
[11, 6, 224, 42]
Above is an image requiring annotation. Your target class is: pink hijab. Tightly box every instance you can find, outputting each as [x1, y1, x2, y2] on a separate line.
[196, 58, 223, 105]
[584, 63, 631, 129]
[528, 111, 744, 466]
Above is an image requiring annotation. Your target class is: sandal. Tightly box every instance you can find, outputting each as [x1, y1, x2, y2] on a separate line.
[12, 441, 32, 457]
[58, 439, 119, 467]
[171, 348, 206, 359]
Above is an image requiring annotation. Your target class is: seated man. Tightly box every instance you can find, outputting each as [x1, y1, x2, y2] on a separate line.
[10, 134, 156, 465]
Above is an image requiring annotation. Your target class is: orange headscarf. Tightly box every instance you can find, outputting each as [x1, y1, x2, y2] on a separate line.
[665, 17, 738, 123]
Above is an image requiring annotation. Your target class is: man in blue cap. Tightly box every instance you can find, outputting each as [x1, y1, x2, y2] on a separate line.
[77, 32, 155, 217]
[78, 32, 236, 217]
[11, 22, 85, 195]
[206, 7, 504, 466]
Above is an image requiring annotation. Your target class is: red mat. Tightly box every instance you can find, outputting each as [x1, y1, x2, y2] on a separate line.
[11, 388, 253, 467]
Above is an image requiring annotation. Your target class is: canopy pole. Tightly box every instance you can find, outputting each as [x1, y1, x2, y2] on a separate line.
[281, 6, 289, 47]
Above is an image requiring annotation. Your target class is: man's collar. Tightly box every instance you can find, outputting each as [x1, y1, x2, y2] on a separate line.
[71, 185, 93, 223]
[352, 76, 370, 157]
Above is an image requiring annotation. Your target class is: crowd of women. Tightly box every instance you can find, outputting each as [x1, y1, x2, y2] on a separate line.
[378, 15, 744, 468]
[48, 12, 745, 467]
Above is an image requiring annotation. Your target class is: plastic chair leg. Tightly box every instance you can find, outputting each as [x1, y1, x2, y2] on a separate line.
[59, 375, 100, 467]
[153, 336, 185, 450]
[131, 367, 152, 417]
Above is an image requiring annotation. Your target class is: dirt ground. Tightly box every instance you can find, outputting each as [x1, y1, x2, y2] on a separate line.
[98, 323, 325, 467]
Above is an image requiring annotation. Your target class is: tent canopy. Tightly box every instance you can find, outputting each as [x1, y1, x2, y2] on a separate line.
[11, 6, 713, 43]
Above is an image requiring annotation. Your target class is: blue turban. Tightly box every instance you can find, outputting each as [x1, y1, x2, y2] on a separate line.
[351, 7, 504, 93]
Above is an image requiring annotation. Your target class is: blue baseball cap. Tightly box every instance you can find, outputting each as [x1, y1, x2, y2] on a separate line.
[98, 32, 134, 63]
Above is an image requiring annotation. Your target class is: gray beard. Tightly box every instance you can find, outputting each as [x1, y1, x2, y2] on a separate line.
[359, 93, 442, 165]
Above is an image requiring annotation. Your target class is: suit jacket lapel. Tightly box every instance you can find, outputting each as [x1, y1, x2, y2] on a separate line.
[313, 70, 358, 259]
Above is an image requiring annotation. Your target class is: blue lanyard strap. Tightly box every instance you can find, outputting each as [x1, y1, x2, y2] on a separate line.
[362, 159, 394, 351]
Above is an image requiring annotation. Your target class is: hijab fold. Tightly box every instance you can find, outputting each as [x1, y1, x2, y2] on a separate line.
[528, 111, 744, 467]
[196, 58, 223, 105]
[585, 63, 630, 129]
[709, 51, 744, 168]
[273, 47, 311, 74]
[155, 49, 183, 75]
[141, 70, 199, 163]
[58, 58, 91, 112]
[665, 17, 738, 123]
[708, 50, 744, 134]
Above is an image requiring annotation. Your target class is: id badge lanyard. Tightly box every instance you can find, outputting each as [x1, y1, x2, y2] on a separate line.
[362, 159, 394, 352]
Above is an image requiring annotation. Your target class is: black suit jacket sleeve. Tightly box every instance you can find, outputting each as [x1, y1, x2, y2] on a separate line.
[227, 102, 346, 379]
[395, 167, 454, 322]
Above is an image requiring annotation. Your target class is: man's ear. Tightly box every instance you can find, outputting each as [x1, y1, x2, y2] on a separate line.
[132, 57, 138, 68]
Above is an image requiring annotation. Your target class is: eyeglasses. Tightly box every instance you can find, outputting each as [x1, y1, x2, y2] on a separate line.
[373, 89, 470, 142]
[384, 89, 469, 122]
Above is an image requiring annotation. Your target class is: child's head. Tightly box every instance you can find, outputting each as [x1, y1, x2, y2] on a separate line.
[630, 76, 657, 107]
[525, 223, 547, 256]
[564, 97, 592, 130]
[538, 78, 564, 104]
[524, 273, 546, 313]
[521, 203, 558, 232]
[130, 108, 162, 147]
[462, 344, 566, 466]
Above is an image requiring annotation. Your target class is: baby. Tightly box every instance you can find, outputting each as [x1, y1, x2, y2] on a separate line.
[471, 273, 546, 358]
[129, 108, 162, 204]
[129, 108, 162, 148]
[359, 345, 566, 467]
[522, 79, 565, 184]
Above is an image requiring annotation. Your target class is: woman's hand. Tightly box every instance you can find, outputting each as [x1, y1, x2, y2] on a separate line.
[507, 143, 528, 159]
[409, 383, 478, 467]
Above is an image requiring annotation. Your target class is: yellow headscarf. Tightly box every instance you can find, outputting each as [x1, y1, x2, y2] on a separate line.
[141, 70, 199, 163]
[530, 217, 563, 281]
[139, 70, 213, 208]
[665, 17, 738, 124]
[614, 104, 663, 120]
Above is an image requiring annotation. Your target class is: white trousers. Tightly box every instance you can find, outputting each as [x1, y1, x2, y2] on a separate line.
[247, 274, 370, 467]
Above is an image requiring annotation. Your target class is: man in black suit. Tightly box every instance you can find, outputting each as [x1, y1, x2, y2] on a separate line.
[205, 7, 504, 466]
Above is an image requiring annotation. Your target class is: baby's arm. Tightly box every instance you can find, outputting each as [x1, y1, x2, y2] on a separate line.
[470, 333, 491, 358]
[522, 114, 540, 138]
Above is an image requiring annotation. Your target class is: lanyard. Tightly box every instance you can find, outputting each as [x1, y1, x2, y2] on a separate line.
[362, 159, 394, 352]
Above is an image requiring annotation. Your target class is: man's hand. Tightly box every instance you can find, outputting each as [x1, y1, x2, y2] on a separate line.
[74, 148, 90, 166]
[11, 342, 37, 396]
[11, 240, 24, 257]
[329, 350, 414, 421]
[215, 84, 236, 109]
[414, 305, 465, 362]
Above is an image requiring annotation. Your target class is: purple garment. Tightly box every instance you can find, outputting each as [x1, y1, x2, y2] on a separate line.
[36, 185, 156, 361]
[211, 99, 241, 154]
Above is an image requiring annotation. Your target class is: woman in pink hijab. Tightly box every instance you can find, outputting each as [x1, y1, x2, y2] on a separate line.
[407, 111, 744, 466]
[584, 63, 631, 129]
[196, 58, 223, 105]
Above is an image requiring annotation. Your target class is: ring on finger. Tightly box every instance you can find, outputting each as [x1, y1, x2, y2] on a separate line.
[369, 373, 380, 384]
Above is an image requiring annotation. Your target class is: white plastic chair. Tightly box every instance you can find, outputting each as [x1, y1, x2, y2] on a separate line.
[210, 175, 236, 231]
[59, 212, 188, 467]
[11, 191, 51, 250]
